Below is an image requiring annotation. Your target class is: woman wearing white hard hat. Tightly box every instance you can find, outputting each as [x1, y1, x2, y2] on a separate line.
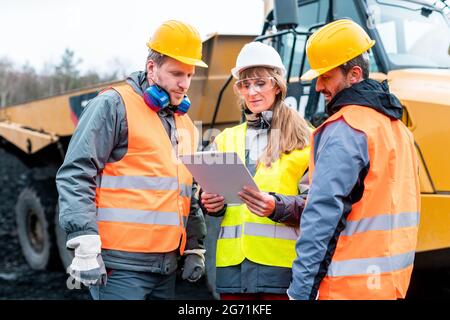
[200, 41, 310, 300]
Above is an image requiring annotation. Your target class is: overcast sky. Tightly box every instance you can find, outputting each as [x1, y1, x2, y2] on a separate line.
[0, 0, 264, 75]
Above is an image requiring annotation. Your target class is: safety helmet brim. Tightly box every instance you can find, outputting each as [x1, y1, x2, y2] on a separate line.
[301, 39, 375, 81]
[168, 53, 209, 68]
[231, 64, 285, 79]
[231, 42, 286, 79]
[147, 20, 208, 69]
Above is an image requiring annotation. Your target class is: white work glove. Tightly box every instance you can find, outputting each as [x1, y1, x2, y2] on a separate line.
[66, 235, 107, 286]
[181, 249, 206, 283]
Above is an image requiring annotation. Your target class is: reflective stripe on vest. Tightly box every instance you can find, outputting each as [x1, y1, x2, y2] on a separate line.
[218, 223, 299, 241]
[97, 208, 180, 225]
[98, 175, 192, 198]
[327, 251, 415, 277]
[99, 175, 179, 190]
[95, 84, 197, 254]
[179, 183, 193, 198]
[310, 105, 420, 300]
[214, 122, 310, 268]
[244, 222, 299, 240]
[341, 211, 419, 236]
[219, 225, 243, 239]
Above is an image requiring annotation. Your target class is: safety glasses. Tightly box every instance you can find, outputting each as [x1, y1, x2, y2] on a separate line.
[233, 77, 276, 96]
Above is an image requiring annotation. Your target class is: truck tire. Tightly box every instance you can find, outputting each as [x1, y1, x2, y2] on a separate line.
[54, 204, 74, 270]
[0, 147, 29, 269]
[15, 187, 59, 270]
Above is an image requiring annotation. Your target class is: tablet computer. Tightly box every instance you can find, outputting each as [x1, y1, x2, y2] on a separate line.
[180, 151, 259, 205]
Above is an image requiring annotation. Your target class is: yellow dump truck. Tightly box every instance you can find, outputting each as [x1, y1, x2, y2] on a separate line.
[253, 0, 450, 271]
[0, 33, 254, 270]
[203, 0, 450, 296]
[0, 0, 449, 297]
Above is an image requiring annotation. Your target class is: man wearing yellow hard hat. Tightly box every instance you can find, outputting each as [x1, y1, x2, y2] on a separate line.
[56, 20, 208, 300]
[287, 19, 420, 300]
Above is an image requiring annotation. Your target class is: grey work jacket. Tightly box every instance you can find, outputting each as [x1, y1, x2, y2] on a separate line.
[56, 71, 206, 274]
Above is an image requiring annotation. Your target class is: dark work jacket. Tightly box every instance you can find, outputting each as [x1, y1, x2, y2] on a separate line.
[288, 79, 404, 300]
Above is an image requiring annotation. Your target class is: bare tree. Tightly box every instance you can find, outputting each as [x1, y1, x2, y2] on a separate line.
[0, 57, 15, 107]
[0, 48, 125, 107]
[54, 48, 82, 92]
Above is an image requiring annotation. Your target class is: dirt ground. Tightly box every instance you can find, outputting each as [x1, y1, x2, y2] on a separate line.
[0, 267, 214, 300]
[0, 225, 213, 300]
[2, 248, 450, 300]
[0, 148, 213, 300]
[2, 229, 450, 300]
[0, 232, 213, 300]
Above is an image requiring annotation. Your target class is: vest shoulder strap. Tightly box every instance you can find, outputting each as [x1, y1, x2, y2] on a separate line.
[215, 122, 247, 151]
[319, 105, 392, 134]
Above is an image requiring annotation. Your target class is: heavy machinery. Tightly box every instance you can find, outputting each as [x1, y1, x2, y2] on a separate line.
[0, 33, 254, 271]
[204, 0, 450, 296]
[252, 0, 450, 271]
[1, 0, 449, 297]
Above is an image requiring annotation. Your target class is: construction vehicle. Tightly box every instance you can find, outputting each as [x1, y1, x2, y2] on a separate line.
[0, 33, 254, 271]
[204, 0, 450, 295]
[253, 0, 450, 270]
[0, 0, 449, 297]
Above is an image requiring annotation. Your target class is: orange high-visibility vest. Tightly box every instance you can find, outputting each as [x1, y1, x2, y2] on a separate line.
[310, 105, 420, 300]
[95, 84, 198, 254]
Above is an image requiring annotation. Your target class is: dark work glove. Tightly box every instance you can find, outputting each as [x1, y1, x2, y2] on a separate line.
[181, 250, 205, 282]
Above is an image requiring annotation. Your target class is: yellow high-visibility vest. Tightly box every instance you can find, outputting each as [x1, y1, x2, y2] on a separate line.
[214, 122, 309, 268]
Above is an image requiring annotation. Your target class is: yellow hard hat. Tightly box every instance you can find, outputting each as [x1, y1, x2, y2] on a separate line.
[147, 20, 208, 68]
[301, 19, 375, 81]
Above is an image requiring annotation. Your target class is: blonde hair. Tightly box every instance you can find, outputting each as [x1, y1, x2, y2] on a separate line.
[238, 67, 310, 167]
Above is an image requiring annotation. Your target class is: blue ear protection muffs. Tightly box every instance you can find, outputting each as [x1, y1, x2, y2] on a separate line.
[143, 84, 191, 115]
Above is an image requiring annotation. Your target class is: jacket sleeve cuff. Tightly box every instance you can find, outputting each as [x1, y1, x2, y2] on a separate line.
[267, 192, 304, 227]
[198, 188, 227, 217]
[269, 192, 286, 220]
[268, 192, 286, 220]
[66, 230, 99, 242]
[183, 249, 206, 258]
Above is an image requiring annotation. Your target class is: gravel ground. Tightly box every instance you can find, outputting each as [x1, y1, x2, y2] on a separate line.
[0, 217, 213, 301]
[0, 147, 87, 300]
[0, 148, 29, 272]
[0, 266, 213, 300]
[0, 148, 213, 300]
[1, 148, 449, 300]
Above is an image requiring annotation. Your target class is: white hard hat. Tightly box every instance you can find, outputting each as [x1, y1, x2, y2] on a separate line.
[231, 42, 286, 79]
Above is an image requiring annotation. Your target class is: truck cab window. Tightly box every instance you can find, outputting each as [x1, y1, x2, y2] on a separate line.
[366, 0, 450, 69]
[296, 0, 330, 32]
[335, 0, 380, 73]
